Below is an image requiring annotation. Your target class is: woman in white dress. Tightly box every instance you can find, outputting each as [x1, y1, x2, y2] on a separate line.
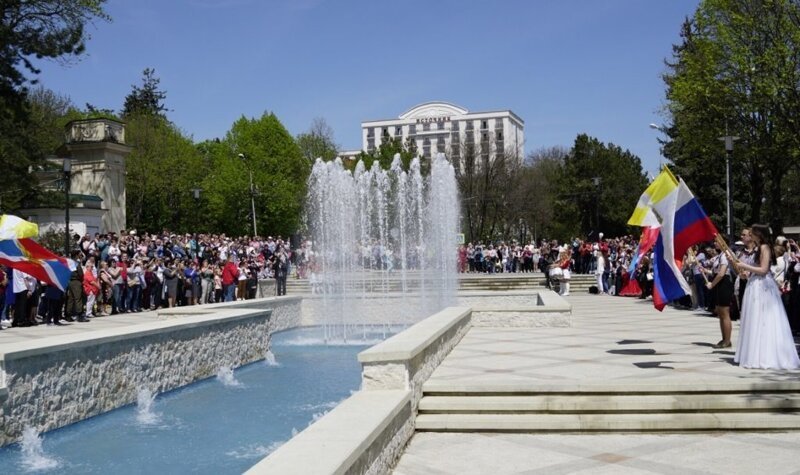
[730, 224, 800, 370]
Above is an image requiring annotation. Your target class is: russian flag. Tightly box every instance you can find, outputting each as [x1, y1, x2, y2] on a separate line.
[650, 179, 718, 310]
[0, 238, 72, 291]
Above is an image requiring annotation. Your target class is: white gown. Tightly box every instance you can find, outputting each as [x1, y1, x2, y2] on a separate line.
[735, 272, 800, 369]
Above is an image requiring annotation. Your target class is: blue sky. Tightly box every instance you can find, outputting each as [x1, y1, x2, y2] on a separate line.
[37, 0, 700, 176]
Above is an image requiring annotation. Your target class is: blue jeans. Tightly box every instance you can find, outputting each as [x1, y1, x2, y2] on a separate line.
[112, 284, 124, 313]
[693, 274, 706, 308]
[127, 285, 140, 312]
[223, 284, 236, 302]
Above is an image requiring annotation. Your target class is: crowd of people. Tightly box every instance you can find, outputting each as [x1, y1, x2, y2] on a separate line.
[0, 230, 294, 328]
[458, 227, 799, 369]
[3, 227, 799, 369]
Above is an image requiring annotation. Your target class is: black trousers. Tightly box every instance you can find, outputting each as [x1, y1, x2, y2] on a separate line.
[13, 291, 28, 326]
[276, 276, 287, 296]
[46, 297, 62, 323]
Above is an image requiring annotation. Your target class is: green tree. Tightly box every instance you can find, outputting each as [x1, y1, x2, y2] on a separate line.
[296, 117, 339, 162]
[515, 147, 568, 242]
[0, 0, 109, 92]
[202, 112, 310, 236]
[124, 112, 205, 232]
[453, 132, 520, 242]
[0, 0, 109, 212]
[555, 134, 648, 239]
[662, 0, 800, 233]
[355, 136, 419, 172]
[122, 68, 168, 118]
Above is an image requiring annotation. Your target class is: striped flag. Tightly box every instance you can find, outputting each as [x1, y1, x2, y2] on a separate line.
[0, 238, 72, 291]
[0, 215, 39, 240]
[628, 169, 718, 311]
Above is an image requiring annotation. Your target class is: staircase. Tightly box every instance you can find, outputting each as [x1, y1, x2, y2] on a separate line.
[284, 273, 597, 295]
[415, 384, 800, 432]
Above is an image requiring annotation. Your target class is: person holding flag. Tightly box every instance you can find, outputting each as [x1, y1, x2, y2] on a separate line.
[626, 168, 719, 311]
[0, 215, 73, 297]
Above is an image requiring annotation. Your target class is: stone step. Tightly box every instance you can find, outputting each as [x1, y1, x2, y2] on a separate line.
[414, 412, 800, 432]
[421, 380, 800, 394]
[418, 394, 800, 414]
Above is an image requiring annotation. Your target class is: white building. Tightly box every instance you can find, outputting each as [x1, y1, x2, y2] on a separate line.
[357, 101, 524, 162]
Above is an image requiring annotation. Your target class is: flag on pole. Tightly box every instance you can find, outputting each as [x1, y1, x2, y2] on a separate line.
[0, 238, 72, 291]
[0, 215, 39, 240]
[628, 169, 718, 311]
[628, 226, 660, 273]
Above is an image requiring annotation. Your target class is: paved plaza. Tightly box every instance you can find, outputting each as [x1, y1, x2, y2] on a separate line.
[394, 294, 800, 475]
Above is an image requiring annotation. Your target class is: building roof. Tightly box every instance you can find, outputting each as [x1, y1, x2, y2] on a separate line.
[363, 101, 524, 126]
[398, 101, 469, 120]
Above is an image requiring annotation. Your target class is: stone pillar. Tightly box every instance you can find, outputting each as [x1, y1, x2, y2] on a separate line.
[63, 119, 132, 234]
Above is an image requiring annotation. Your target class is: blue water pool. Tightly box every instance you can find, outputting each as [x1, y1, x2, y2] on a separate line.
[0, 327, 376, 474]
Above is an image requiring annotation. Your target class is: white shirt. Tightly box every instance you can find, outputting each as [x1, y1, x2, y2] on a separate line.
[13, 269, 35, 293]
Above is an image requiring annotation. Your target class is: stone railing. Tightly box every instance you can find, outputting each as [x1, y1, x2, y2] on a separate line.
[246, 390, 412, 475]
[464, 290, 573, 327]
[0, 307, 270, 446]
[250, 305, 473, 475]
[157, 295, 302, 334]
[65, 118, 126, 144]
[358, 306, 473, 409]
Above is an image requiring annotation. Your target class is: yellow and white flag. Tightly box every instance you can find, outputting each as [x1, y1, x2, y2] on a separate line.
[0, 215, 39, 240]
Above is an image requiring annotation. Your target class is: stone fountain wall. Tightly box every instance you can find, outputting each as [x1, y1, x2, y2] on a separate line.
[0, 296, 304, 447]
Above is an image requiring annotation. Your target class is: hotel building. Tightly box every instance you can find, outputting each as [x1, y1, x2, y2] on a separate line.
[357, 102, 524, 162]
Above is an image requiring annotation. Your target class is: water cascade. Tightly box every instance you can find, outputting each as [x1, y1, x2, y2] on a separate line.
[19, 426, 59, 471]
[135, 387, 161, 426]
[216, 365, 242, 387]
[306, 153, 459, 342]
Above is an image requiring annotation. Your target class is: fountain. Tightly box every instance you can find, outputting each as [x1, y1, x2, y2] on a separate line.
[305, 153, 459, 342]
[135, 387, 161, 426]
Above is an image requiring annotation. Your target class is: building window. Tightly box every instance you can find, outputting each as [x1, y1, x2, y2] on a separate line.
[436, 137, 445, 153]
[481, 120, 488, 130]
[423, 122, 430, 131]
[497, 131, 503, 140]
[437, 122, 445, 130]
[395, 126, 402, 136]
[382, 127, 389, 137]
[367, 128, 375, 138]
[465, 121, 474, 131]
[367, 138, 375, 151]
[451, 121, 459, 130]
[409, 124, 416, 135]
[423, 138, 431, 158]
[482, 133, 488, 142]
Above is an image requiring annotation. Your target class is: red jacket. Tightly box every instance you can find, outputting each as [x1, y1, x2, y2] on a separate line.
[221, 261, 240, 286]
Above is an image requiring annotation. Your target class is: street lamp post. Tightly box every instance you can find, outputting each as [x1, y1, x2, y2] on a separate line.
[718, 135, 739, 243]
[191, 187, 202, 231]
[592, 176, 602, 233]
[238, 153, 258, 237]
[649, 123, 665, 172]
[63, 158, 72, 256]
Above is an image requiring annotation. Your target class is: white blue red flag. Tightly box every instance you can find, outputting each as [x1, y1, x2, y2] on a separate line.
[0, 238, 72, 291]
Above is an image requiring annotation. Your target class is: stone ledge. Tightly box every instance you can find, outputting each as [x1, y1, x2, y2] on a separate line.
[421, 380, 800, 394]
[246, 390, 411, 475]
[358, 307, 471, 364]
[0, 308, 268, 361]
